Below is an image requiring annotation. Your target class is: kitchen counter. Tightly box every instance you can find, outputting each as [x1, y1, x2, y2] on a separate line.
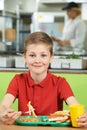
[0, 68, 87, 74]
[0, 52, 87, 73]
[0, 121, 87, 130]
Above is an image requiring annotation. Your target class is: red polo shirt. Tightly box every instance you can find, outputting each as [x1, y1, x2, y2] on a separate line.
[6, 71, 74, 116]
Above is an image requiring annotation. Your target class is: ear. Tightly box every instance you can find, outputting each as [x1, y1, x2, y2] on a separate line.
[50, 54, 54, 63]
[23, 54, 27, 63]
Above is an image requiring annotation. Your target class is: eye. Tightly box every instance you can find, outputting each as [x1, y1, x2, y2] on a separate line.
[29, 54, 36, 57]
[41, 54, 47, 57]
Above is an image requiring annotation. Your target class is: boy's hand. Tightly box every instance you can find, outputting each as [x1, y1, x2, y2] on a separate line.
[0, 109, 21, 125]
[77, 112, 87, 127]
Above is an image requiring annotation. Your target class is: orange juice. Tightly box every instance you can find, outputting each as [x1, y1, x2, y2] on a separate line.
[69, 104, 84, 127]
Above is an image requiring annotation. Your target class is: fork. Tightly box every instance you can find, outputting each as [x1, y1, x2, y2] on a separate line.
[21, 109, 36, 116]
[0, 110, 32, 117]
[21, 111, 31, 114]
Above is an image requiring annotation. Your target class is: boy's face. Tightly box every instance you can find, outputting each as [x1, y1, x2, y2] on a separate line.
[24, 43, 53, 75]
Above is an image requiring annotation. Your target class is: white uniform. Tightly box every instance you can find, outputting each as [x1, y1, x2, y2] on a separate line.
[62, 16, 86, 51]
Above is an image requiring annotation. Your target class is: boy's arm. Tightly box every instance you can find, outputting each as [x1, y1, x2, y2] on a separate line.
[0, 94, 15, 111]
[66, 96, 79, 106]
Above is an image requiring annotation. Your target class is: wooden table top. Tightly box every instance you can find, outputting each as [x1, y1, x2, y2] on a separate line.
[0, 122, 87, 130]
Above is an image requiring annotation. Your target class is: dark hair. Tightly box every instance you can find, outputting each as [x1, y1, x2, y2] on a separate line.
[62, 2, 80, 10]
[24, 32, 53, 55]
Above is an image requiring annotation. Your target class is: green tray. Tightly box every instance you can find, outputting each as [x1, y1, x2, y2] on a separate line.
[16, 116, 71, 127]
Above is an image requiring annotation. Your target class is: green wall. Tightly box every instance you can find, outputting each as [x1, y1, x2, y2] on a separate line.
[55, 73, 87, 110]
[0, 72, 19, 110]
[0, 72, 87, 111]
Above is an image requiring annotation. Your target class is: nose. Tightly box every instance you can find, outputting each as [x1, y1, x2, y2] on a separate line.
[35, 56, 41, 62]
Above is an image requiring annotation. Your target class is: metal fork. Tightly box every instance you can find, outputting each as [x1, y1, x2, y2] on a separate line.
[22, 110, 37, 117]
[21, 109, 35, 114]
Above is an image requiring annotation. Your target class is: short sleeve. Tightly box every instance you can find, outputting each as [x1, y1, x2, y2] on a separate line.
[58, 77, 74, 101]
[6, 75, 19, 98]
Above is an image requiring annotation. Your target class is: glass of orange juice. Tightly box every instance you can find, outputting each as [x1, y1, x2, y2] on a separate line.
[69, 104, 84, 127]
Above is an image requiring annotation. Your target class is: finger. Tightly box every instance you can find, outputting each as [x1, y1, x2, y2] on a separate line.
[12, 112, 21, 120]
[4, 112, 21, 125]
[78, 122, 87, 127]
[5, 119, 15, 125]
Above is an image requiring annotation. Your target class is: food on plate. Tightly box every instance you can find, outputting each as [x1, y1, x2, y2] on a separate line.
[48, 110, 71, 123]
[20, 117, 39, 122]
[18, 110, 71, 123]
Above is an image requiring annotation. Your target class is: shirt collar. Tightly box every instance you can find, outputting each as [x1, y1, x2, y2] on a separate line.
[28, 71, 51, 88]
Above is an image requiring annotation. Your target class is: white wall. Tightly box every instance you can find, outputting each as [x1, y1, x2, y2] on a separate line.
[22, 0, 36, 13]
[5, 0, 36, 13]
[81, 3, 87, 20]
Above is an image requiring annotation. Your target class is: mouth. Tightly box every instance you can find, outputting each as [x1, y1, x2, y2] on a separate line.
[33, 64, 43, 68]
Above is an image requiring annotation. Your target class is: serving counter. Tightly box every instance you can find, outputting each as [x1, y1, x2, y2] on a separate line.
[0, 68, 87, 73]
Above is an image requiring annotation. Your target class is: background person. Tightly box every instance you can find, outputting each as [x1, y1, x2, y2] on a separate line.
[0, 32, 87, 126]
[51, 2, 87, 52]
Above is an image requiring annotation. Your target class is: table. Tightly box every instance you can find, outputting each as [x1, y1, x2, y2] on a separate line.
[0, 122, 87, 130]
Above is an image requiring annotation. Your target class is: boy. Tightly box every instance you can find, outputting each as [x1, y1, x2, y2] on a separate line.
[0, 32, 87, 126]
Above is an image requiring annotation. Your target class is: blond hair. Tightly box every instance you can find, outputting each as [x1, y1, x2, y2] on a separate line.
[71, 7, 81, 15]
[24, 32, 53, 56]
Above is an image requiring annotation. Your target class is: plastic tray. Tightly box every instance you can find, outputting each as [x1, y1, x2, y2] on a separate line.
[16, 116, 71, 127]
